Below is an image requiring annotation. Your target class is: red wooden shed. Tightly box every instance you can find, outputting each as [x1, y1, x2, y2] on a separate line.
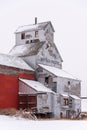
[0, 54, 34, 109]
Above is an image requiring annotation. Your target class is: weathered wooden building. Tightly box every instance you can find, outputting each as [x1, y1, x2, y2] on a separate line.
[9, 18, 81, 118]
[37, 64, 81, 118]
[9, 20, 63, 69]
[19, 78, 55, 116]
[0, 54, 34, 109]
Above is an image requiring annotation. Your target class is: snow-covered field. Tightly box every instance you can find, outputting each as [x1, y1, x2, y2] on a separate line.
[0, 115, 87, 130]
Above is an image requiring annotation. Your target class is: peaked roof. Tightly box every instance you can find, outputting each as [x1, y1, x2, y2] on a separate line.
[38, 64, 79, 80]
[15, 21, 55, 33]
[53, 43, 63, 62]
[0, 53, 34, 71]
[19, 78, 55, 94]
[9, 42, 44, 57]
[61, 93, 80, 100]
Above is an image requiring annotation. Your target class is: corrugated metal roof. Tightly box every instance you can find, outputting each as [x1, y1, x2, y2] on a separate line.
[19, 78, 55, 94]
[38, 64, 79, 80]
[9, 42, 44, 57]
[15, 21, 55, 33]
[0, 53, 34, 71]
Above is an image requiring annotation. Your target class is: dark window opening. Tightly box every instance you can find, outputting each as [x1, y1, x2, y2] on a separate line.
[68, 81, 70, 85]
[30, 40, 33, 43]
[21, 33, 25, 39]
[30, 39, 39, 43]
[64, 98, 69, 106]
[52, 82, 57, 92]
[26, 40, 30, 44]
[69, 99, 72, 108]
[45, 77, 49, 84]
[46, 44, 50, 49]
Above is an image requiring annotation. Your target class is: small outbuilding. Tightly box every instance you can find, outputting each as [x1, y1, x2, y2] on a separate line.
[0, 54, 34, 109]
[19, 78, 55, 116]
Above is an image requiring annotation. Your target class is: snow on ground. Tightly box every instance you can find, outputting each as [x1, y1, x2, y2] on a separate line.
[0, 115, 87, 130]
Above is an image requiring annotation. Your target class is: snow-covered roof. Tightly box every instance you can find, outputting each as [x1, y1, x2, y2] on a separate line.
[60, 93, 80, 100]
[9, 42, 44, 56]
[38, 64, 79, 80]
[15, 21, 55, 33]
[19, 78, 55, 94]
[61, 93, 69, 98]
[0, 53, 34, 71]
[70, 95, 80, 100]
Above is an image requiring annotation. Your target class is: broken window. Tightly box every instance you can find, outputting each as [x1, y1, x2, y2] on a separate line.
[21, 33, 25, 39]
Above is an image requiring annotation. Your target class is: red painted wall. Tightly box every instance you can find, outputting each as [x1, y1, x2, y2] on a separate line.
[19, 73, 34, 80]
[0, 74, 19, 109]
[0, 70, 35, 109]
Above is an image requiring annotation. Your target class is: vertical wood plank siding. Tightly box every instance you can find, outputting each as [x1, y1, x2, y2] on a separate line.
[0, 74, 19, 108]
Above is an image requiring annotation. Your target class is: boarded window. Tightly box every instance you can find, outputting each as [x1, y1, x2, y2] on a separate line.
[21, 33, 25, 39]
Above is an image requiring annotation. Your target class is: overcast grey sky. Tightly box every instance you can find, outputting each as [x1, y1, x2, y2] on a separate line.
[0, 0, 87, 96]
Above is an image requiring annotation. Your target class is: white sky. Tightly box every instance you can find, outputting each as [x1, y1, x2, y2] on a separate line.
[0, 0, 87, 96]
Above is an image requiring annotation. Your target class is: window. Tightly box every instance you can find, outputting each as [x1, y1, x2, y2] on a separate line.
[46, 29, 49, 33]
[64, 98, 69, 106]
[68, 81, 70, 85]
[45, 77, 49, 84]
[26, 34, 32, 39]
[37, 67, 43, 72]
[30, 39, 39, 43]
[52, 82, 57, 92]
[30, 40, 33, 43]
[46, 43, 50, 49]
[35, 31, 38, 37]
[21, 33, 25, 39]
[26, 40, 29, 44]
[69, 99, 72, 108]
